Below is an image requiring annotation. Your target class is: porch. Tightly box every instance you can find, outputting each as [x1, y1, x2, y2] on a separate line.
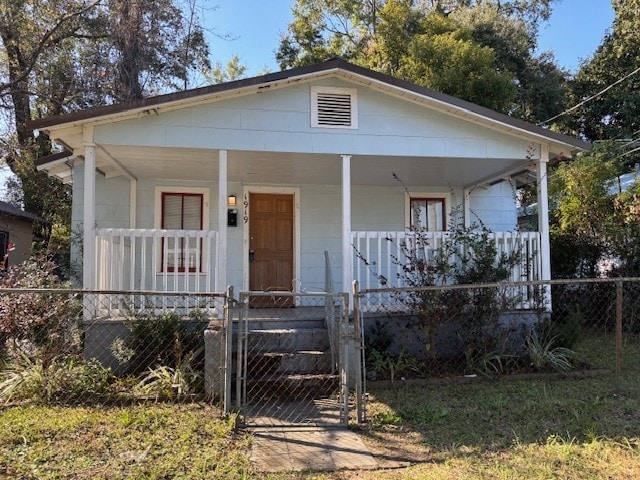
[95, 228, 218, 292]
[94, 226, 542, 310]
[351, 230, 542, 306]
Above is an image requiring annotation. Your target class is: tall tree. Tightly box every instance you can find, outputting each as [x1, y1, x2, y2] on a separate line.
[204, 55, 249, 84]
[0, 0, 100, 250]
[104, 0, 210, 101]
[571, 0, 640, 142]
[277, 0, 566, 119]
[452, 3, 568, 122]
[549, 148, 618, 277]
[0, 0, 210, 254]
[390, 7, 517, 111]
[276, 0, 383, 68]
[549, 143, 640, 278]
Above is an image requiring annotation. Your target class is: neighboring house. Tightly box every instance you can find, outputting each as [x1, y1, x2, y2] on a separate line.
[0, 200, 46, 269]
[29, 58, 589, 314]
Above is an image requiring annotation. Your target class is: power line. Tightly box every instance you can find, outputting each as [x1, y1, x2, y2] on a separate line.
[620, 145, 640, 158]
[538, 65, 640, 126]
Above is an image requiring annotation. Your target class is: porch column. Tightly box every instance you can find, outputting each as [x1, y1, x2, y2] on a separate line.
[341, 155, 352, 300]
[537, 147, 551, 281]
[463, 187, 471, 229]
[129, 180, 137, 228]
[217, 149, 228, 292]
[83, 125, 96, 290]
[537, 146, 552, 307]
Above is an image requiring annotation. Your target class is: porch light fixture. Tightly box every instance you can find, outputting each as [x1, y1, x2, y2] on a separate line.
[227, 195, 237, 207]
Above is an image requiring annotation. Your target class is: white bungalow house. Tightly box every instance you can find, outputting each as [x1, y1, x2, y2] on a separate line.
[30, 58, 589, 311]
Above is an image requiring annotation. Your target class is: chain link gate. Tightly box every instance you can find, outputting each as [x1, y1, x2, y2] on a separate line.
[233, 291, 354, 426]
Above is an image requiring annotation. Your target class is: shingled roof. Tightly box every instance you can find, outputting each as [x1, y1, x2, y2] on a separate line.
[0, 200, 48, 224]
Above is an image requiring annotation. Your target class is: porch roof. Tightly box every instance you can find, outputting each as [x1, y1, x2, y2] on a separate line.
[33, 147, 543, 188]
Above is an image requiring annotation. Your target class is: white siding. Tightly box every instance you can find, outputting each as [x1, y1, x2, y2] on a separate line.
[94, 78, 538, 161]
[468, 182, 518, 231]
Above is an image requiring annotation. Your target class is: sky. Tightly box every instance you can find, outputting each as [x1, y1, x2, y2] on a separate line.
[0, 0, 617, 199]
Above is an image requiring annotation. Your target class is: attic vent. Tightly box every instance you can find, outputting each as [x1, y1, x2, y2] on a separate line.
[311, 86, 358, 129]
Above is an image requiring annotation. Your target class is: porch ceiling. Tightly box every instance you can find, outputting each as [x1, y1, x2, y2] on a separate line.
[89, 145, 527, 188]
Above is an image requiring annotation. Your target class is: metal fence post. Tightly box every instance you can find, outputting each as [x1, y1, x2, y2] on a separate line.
[223, 285, 234, 415]
[341, 301, 350, 425]
[352, 280, 365, 423]
[236, 292, 248, 412]
[616, 280, 623, 386]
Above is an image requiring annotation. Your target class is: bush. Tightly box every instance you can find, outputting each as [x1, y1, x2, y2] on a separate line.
[526, 331, 576, 372]
[0, 354, 116, 404]
[135, 355, 202, 401]
[394, 223, 525, 370]
[540, 307, 582, 349]
[111, 310, 204, 376]
[0, 256, 81, 365]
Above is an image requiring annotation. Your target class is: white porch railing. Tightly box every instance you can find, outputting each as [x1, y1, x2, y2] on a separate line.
[351, 231, 541, 308]
[95, 228, 219, 293]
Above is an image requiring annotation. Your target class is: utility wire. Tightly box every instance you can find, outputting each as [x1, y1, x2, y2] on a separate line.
[538, 65, 640, 126]
[620, 145, 640, 158]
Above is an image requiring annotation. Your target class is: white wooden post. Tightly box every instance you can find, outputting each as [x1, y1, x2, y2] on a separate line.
[129, 180, 137, 228]
[537, 146, 552, 308]
[82, 126, 96, 320]
[463, 187, 471, 229]
[341, 155, 352, 302]
[83, 126, 96, 290]
[217, 149, 228, 293]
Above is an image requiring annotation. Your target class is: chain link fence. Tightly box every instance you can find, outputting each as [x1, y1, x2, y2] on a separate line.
[355, 278, 640, 385]
[0, 289, 226, 407]
[0, 287, 364, 425]
[234, 291, 355, 426]
[2, 278, 639, 417]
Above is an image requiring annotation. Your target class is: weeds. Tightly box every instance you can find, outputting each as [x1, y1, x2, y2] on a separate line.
[0, 353, 115, 404]
[526, 331, 576, 372]
[135, 353, 202, 400]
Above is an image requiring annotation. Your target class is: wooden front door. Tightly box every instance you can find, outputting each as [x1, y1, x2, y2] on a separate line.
[249, 193, 294, 306]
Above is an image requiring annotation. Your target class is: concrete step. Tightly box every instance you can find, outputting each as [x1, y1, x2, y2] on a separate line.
[247, 327, 331, 352]
[247, 350, 332, 376]
[246, 373, 340, 401]
[243, 317, 326, 330]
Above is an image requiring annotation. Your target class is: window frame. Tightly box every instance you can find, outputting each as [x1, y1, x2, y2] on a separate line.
[154, 186, 210, 274]
[405, 192, 451, 232]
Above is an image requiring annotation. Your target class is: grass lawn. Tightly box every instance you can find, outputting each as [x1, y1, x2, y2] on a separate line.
[330, 331, 640, 479]
[1, 332, 639, 479]
[0, 404, 252, 479]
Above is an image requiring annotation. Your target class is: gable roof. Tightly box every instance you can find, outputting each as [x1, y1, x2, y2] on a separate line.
[0, 200, 48, 224]
[28, 58, 590, 153]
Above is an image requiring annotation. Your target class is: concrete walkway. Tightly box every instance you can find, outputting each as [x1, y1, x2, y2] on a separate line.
[250, 424, 378, 472]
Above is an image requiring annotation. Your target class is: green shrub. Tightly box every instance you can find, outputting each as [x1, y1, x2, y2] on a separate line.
[135, 354, 202, 401]
[540, 307, 582, 349]
[366, 348, 421, 382]
[0, 354, 115, 404]
[111, 311, 204, 376]
[0, 256, 81, 365]
[394, 222, 525, 370]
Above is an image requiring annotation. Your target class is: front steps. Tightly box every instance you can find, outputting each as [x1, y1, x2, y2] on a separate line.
[244, 318, 339, 402]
